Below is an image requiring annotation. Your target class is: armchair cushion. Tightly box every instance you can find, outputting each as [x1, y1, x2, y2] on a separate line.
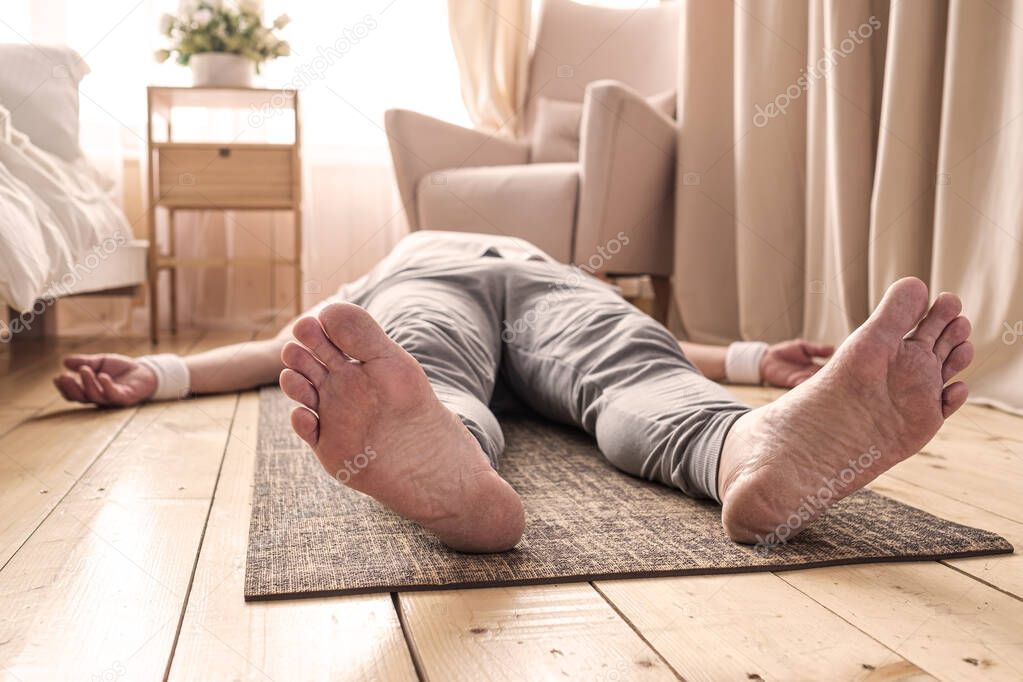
[530, 89, 676, 164]
[416, 163, 578, 262]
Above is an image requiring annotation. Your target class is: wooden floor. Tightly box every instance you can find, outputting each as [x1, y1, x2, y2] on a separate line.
[0, 331, 1020, 681]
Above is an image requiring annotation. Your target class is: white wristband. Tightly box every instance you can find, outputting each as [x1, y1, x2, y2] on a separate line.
[137, 354, 191, 401]
[725, 341, 769, 385]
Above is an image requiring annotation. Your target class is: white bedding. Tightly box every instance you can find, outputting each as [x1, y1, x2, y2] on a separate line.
[0, 122, 133, 312]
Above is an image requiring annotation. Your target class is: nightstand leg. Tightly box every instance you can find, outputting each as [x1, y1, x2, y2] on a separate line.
[147, 213, 159, 344]
[148, 269, 159, 344]
[168, 209, 178, 335]
[146, 91, 158, 345]
[168, 272, 178, 335]
[293, 207, 303, 317]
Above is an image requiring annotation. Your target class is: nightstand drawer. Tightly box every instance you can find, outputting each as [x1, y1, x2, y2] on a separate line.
[156, 144, 295, 208]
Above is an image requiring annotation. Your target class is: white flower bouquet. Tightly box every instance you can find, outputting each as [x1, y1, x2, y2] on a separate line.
[154, 0, 291, 73]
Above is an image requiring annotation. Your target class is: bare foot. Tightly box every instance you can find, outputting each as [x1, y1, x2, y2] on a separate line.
[279, 302, 525, 553]
[718, 277, 975, 545]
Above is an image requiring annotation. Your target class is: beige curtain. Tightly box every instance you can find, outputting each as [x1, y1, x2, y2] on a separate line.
[673, 0, 1023, 413]
[447, 0, 532, 134]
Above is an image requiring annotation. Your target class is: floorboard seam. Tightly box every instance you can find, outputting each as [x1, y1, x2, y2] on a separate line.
[774, 566, 945, 678]
[953, 409, 1023, 445]
[939, 561, 1023, 603]
[0, 333, 205, 573]
[884, 472, 1023, 525]
[162, 391, 241, 682]
[392, 592, 427, 682]
[591, 581, 686, 681]
[0, 405, 140, 573]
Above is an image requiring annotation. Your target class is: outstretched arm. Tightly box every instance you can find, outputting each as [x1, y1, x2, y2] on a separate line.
[680, 339, 835, 388]
[186, 336, 288, 394]
[678, 342, 728, 381]
[54, 333, 290, 407]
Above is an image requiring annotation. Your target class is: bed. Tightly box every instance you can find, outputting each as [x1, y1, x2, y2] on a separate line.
[0, 44, 147, 336]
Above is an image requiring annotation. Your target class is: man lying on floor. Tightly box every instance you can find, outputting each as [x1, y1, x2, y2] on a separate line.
[54, 231, 975, 553]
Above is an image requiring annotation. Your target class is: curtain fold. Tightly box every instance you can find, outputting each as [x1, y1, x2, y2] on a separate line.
[674, 0, 1023, 412]
[447, 0, 531, 135]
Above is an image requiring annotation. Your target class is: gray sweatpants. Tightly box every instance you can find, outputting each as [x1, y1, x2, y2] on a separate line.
[333, 231, 750, 502]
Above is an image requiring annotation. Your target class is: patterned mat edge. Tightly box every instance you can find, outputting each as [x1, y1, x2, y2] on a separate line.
[244, 543, 1013, 601]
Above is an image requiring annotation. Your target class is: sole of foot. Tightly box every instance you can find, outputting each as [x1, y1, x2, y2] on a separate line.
[279, 302, 525, 553]
[718, 277, 974, 545]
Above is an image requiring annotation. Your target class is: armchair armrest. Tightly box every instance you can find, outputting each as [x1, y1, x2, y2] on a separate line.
[576, 80, 677, 276]
[384, 109, 530, 229]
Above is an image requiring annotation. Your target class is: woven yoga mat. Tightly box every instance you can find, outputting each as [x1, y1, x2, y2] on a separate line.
[245, 387, 1013, 601]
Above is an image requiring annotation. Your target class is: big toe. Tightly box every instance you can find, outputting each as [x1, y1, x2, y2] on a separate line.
[318, 303, 397, 362]
[868, 277, 930, 337]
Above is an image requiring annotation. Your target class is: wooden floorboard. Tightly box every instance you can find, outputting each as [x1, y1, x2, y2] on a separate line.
[168, 392, 418, 682]
[780, 562, 1023, 682]
[397, 582, 680, 681]
[0, 391, 239, 679]
[884, 428, 1023, 523]
[0, 336, 198, 568]
[0, 332, 245, 679]
[947, 404, 1023, 444]
[594, 574, 932, 681]
[870, 475, 1023, 599]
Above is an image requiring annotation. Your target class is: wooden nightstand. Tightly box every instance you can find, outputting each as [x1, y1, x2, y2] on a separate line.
[145, 86, 302, 342]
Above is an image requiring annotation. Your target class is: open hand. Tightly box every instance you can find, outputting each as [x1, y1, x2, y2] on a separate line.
[760, 339, 834, 388]
[53, 353, 157, 407]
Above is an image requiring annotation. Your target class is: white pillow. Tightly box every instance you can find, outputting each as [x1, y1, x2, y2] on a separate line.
[0, 44, 89, 161]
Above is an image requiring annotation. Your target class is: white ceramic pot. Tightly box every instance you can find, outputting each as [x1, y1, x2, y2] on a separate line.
[190, 53, 253, 87]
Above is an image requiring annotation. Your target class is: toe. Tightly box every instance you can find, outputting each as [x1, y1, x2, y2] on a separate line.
[292, 316, 349, 369]
[291, 406, 320, 446]
[318, 303, 396, 362]
[934, 315, 971, 361]
[942, 381, 969, 418]
[281, 341, 328, 385]
[869, 277, 930, 336]
[910, 292, 962, 346]
[280, 369, 319, 411]
[942, 340, 974, 382]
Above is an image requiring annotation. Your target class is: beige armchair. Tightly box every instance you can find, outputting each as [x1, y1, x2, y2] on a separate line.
[384, 0, 679, 280]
